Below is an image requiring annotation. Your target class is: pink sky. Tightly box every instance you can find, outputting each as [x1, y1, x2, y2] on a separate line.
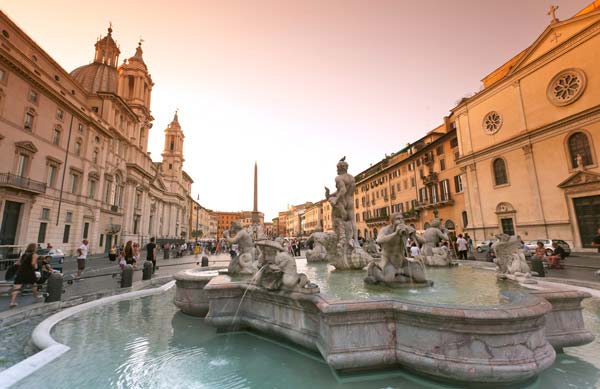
[2, 0, 591, 220]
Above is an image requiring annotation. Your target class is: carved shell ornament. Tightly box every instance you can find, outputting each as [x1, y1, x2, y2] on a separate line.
[482, 111, 502, 135]
[547, 68, 587, 106]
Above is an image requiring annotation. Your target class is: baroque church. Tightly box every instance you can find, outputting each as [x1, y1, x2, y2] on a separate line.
[0, 12, 194, 256]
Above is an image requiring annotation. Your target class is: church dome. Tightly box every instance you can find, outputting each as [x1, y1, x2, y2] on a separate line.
[70, 63, 118, 94]
[70, 25, 120, 94]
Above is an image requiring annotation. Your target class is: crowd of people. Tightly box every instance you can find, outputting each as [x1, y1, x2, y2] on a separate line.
[6, 227, 600, 308]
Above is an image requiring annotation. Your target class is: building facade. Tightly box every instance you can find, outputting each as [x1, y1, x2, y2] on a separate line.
[303, 200, 324, 234]
[354, 124, 465, 240]
[454, 4, 600, 249]
[0, 14, 194, 255]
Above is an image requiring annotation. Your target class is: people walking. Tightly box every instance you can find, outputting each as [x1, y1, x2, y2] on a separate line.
[456, 234, 468, 260]
[124, 241, 134, 268]
[9, 243, 40, 308]
[76, 239, 89, 278]
[146, 237, 157, 273]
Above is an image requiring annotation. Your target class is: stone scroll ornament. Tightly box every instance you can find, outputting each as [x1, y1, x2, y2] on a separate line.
[253, 239, 319, 293]
[365, 212, 432, 287]
[324, 157, 373, 270]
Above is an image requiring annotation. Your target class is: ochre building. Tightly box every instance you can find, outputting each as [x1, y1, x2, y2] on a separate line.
[454, 3, 600, 249]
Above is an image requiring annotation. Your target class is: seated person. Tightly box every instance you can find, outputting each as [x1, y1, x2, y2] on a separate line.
[546, 242, 566, 269]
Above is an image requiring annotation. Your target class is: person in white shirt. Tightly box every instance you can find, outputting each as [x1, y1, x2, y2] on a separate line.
[76, 239, 89, 278]
[456, 234, 468, 260]
[410, 243, 421, 258]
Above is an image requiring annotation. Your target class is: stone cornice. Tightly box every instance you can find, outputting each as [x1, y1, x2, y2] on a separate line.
[456, 105, 600, 164]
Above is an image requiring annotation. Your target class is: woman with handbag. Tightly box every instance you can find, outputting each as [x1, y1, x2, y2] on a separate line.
[9, 243, 40, 307]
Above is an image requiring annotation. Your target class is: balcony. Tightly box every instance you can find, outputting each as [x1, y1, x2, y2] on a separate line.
[402, 209, 420, 221]
[102, 203, 123, 214]
[0, 173, 46, 194]
[422, 172, 439, 185]
[106, 223, 121, 234]
[365, 214, 390, 225]
[415, 197, 454, 211]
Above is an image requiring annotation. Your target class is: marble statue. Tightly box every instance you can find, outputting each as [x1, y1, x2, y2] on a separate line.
[305, 231, 336, 262]
[365, 213, 430, 287]
[254, 239, 319, 293]
[223, 221, 258, 275]
[363, 238, 381, 258]
[419, 219, 452, 267]
[325, 157, 372, 269]
[493, 234, 533, 281]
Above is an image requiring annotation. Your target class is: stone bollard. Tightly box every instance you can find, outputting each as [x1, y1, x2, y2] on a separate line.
[45, 272, 63, 302]
[121, 264, 134, 288]
[201, 256, 209, 267]
[142, 261, 153, 280]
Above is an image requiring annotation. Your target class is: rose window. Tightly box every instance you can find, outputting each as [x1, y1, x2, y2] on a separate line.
[547, 69, 586, 106]
[483, 111, 502, 135]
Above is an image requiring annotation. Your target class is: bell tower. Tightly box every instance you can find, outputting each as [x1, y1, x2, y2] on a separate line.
[162, 111, 185, 180]
[118, 40, 154, 151]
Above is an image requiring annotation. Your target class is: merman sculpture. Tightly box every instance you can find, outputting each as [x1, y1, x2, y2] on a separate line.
[365, 213, 431, 287]
[223, 221, 258, 275]
[254, 239, 319, 293]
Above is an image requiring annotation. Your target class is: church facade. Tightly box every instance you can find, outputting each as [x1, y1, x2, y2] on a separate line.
[454, 4, 600, 249]
[0, 12, 194, 256]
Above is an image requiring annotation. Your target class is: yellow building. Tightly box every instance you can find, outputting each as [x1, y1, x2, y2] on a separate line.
[322, 200, 333, 232]
[454, 2, 600, 249]
[304, 200, 324, 234]
[354, 124, 465, 240]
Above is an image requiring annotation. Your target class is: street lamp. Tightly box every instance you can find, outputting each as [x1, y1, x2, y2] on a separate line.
[195, 194, 200, 244]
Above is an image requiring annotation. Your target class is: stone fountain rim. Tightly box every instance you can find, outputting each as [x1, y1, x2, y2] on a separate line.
[204, 275, 552, 319]
[173, 267, 223, 282]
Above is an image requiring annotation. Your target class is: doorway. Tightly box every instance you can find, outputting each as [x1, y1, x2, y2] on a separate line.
[574, 195, 600, 248]
[0, 201, 22, 245]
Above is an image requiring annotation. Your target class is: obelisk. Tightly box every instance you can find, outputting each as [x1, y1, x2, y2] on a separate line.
[252, 162, 259, 224]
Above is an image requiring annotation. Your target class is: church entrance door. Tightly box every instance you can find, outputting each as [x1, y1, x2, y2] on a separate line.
[574, 195, 600, 248]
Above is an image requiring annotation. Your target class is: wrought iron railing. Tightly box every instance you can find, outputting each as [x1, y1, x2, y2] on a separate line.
[0, 173, 46, 193]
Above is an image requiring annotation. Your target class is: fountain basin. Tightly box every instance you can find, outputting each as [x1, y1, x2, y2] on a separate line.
[529, 288, 595, 350]
[203, 275, 556, 385]
[173, 268, 220, 316]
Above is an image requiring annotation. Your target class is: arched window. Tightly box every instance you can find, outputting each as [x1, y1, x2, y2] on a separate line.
[568, 132, 593, 168]
[373, 228, 378, 238]
[364, 229, 368, 239]
[493, 158, 508, 186]
[445, 220, 455, 230]
[462, 211, 468, 228]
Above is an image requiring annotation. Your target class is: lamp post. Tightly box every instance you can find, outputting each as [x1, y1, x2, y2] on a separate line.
[195, 194, 200, 245]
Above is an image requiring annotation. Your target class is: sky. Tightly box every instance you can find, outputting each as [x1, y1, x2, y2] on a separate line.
[1, 0, 592, 220]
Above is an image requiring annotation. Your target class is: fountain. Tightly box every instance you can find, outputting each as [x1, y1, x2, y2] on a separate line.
[6, 155, 597, 388]
[416, 218, 454, 267]
[171, 156, 593, 385]
[364, 213, 431, 287]
[323, 157, 372, 270]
